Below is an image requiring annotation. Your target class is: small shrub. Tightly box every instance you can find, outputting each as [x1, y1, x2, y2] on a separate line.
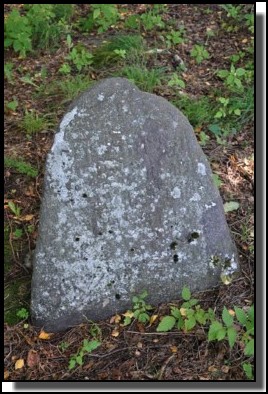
[66, 45, 94, 72]
[190, 44, 210, 64]
[91, 4, 119, 33]
[58, 76, 93, 103]
[140, 11, 164, 31]
[4, 9, 32, 57]
[20, 110, 47, 136]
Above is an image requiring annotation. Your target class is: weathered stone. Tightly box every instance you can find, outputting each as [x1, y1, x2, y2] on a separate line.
[31, 77, 238, 331]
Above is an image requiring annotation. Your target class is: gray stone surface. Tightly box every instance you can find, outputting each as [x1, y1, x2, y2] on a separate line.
[31, 77, 238, 331]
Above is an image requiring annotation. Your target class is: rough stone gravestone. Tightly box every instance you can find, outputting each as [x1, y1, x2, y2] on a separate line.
[31, 77, 238, 331]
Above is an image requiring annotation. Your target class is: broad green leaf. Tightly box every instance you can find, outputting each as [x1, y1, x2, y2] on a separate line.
[195, 309, 207, 325]
[236, 68, 246, 76]
[216, 327, 226, 341]
[182, 286, 191, 301]
[93, 8, 101, 19]
[6, 100, 18, 111]
[68, 359, 76, 369]
[214, 111, 223, 119]
[227, 326, 237, 348]
[140, 290, 148, 299]
[83, 340, 101, 353]
[189, 299, 198, 307]
[243, 363, 253, 379]
[244, 339, 254, 356]
[76, 355, 83, 365]
[234, 108, 241, 115]
[170, 307, 181, 319]
[208, 321, 223, 341]
[217, 70, 229, 78]
[222, 306, 234, 328]
[138, 313, 149, 323]
[208, 124, 222, 135]
[185, 316, 196, 331]
[234, 306, 247, 326]
[123, 316, 132, 326]
[156, 316, 176, 332]
[224, 201, 240, 213]
[248, 305, 254, 322]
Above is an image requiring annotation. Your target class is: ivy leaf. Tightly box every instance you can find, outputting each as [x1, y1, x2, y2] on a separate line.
[156, 316, 176, 332]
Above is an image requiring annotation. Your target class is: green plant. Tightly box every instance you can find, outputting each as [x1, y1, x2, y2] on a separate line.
[16, 308, 29, 320]
[58, 63, 72, 75]
[66, 45, 94, 72]
[165, 29, 186, 47]
[4, 156, 38, 178]
[69, 339, 101, 369]
[217, 65, 249, 91]
[124, 14, 140, 30]
[212, 173, 222, 188]
[140, 11, 164, 31]
[220, 4, 243, 20]
[91, 4, 119, 33]
[4, 62, 14, 82]
[168, 73, 185, 89]
[172, 95, 213, 128]
[123, 291, 153, 325]
[20, 110, 48, 136]
[5, 100, 18, 112]
[59, 341, 70, 352]
[120, 66, 163, 92]
[114, 49, 126, 59]
[199, 131, 210, 146]
[190, 44, 210, 64]
[58, 76, 93, 102]
[4, 9, 32, 57]
[13, 228, 23, 239]
[8, 202, 21, 217]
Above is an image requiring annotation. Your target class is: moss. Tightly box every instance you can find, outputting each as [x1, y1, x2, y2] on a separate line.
[4, 277, 31, 325]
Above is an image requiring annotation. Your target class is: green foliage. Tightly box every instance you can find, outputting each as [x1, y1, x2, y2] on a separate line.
[131, 291, 153, 324]
[66, 46, 94, 72]
[243, 363, 253, 380]
[140, 11, 164, 31]
[8, 202, 21, 217]
[91, 4, 119, 33]
[173, 95, 213, 128]
[5, 100, 18, 112]
[220, 4, 243, 20]
[217, 65, 250, 92]
[199, 131, 210, 146]
[58, 76, 93, 103]
[168, 73, 185, 89]
[20, 110, 47, 136]
[4, 9, 32, 57]
[165, 29, 186, 47]
[16, 308, 29, 320]
[182, 286, 191, 301]
[4, 62, 14, 82]
[59, 341, 70, 352]
[157, 316, 176, 332]
[190, 44, 210, 64]
[212, 173, 222, 188]
[4, 156, 38, 178]
[13, 228, 23, 239]
[124, 15, 140, 30]
[69, 339, 101, 369]
[121, 66, 163, 92]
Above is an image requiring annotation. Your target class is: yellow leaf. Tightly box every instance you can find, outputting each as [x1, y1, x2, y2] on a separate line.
[208, 365, 217, 372]
[180, 308, 187, 316]
[122, 310, 134, 318]
[111, 329, 120, 337]
[4, 370, 9, 380]
[38, 330, 53, 340]
[242, 38, 248, 43]
[21, 214, 34, 221]
[149, 314, 158, 326]
[228, 309, 235, 316]
[170, 346, 177, 353]
[15, 359, 24, 370]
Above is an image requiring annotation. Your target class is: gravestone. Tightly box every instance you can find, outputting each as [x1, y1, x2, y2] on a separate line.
[31, 77, 238, 331]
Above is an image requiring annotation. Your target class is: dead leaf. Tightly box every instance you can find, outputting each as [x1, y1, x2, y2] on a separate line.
[242, 38, 248, 43]
[38, 330, 53, 340]
[111, 329, 120, 337]
[21, 214, 34, 221]
[122, 310, 134, 318]
[180, 308, 187, 316]
[137, 342, 143, 349]
[15, 359, 24, 370]
[110, 314, 121, 324]
[208, 365, 218, 372]
[4, 370, 9, 380]
[228, 309, 235, 316]
[221, 365, 230, 373]
[170, 346, 178, 353]
[27, 349, 40, 368]
[149, 314, 158, 326]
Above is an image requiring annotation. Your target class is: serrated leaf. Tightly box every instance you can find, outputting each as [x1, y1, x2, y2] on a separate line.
[234, 306, 247, 325]
[208, 321, 223, 341]
[189, 298, 198, 307]
[69, 359, 76, 370]
[138, 312, 150, 323]
[216, 327, 226, 341]
[156, 316, 176, 332]
[93, 8, 101, 19]
[236, 68, 246, 76]
[170, 307, 181, 319]
[83, 339, 101, 353]
[184, 316, 196, 331]
[244, 339, 254, 356]
[224, 201, 240, 213]
[182, 286, 191, 301]
[227, 326, 237, 348]
[15, 359, 24, 369]
[248, 305, 254, 322]
[195, 309, 207, 325]
[243, 363, 253, 379]
[222, 306, 234, 328]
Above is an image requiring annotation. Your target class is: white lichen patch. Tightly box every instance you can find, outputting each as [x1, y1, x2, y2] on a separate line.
[97, 93, 105, 101]
[122, 104, 128, 113]
[97, 145, 108, 155]
[205, 202, 216, 209]
[190, 193, 201, 202]
[197, 162, 206, 176]
[171, 187, 181, 199]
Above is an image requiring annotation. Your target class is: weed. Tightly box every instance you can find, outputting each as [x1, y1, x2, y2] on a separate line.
[58, 76, 93, 103]
[4, 9, 32, 57]
[66, 45, 94, 72]
[168, 73, 185, 89]
[140, 11, 164, 31]
[190, 44, 210, 64]
[5, 100, 18, 112]
[69, 339, 101, 369]
[20, 110, 48, 136]
[123, 291, 153, 325]
[4, 62, 14, 82]
[165, 28, 186, 48]
[172, 95, 213, 128]
[16, 308, 29, 320]
[124, 14, 140, 30]
[4, 156, 38, 178]
[91, 4, 119, 33]
[217, 64, 249, 92]
[8, 202, 21, 217]
[59, 341, 70, 352]
[120, 66, 163, 92]
[199, 131, 210, 146]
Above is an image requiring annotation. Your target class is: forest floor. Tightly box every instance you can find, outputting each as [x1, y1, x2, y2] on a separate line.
[4, 4, 254, 381]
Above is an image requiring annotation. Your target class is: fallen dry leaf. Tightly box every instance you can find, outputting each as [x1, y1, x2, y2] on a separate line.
[228, 309, 235, 316]
[27, 349, 40, 368]
[38, 330, 53, 340]
[180, 308, 187, 316]
[110, 314, 121, 324]
[137, 342, 143, 349]
[208, 365, 218, 372]
[221, 365, 230, 373]
[4, 370, 9, 380]
[111, 329, 120, 337]
[122, 310, 134, 318]
[15, 359, 24, 370]
[149, 314, 158, 326]
[170, 346, 178, 353]
[21, 214, 34, 221]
